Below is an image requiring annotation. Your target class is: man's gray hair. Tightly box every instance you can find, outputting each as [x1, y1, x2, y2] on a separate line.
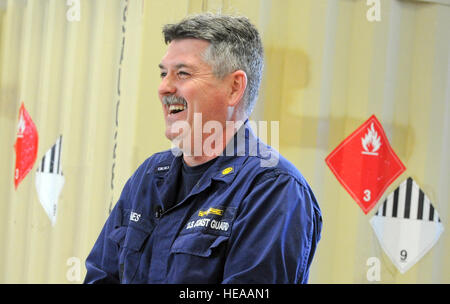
[162, 13, 264, 117]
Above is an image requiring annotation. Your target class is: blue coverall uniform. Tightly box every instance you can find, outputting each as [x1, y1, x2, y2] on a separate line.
[84, 124, 322, 283]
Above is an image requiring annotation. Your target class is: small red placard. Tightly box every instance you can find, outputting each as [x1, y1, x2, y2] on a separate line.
[326, 115, 406, 214]
[14, 102, 38, 189]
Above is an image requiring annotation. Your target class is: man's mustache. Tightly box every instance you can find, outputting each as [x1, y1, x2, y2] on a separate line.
[162, 95, 188, 107]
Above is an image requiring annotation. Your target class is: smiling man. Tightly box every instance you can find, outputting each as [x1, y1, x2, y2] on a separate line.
[84, 13, 322, 284]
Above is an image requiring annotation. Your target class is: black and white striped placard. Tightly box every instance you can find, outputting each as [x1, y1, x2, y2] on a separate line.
[374, 177, 441, 222]
[35, 135, 65, 226]
[37, 135, 63, 175]
[370, 177, 444, 274]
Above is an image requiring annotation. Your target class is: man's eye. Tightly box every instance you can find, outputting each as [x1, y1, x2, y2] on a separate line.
[177, 71, 190, 78]
[160, 72, 167, 78]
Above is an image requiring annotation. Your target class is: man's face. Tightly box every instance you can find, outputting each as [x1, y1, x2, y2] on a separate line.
[158, 38, 231, 144]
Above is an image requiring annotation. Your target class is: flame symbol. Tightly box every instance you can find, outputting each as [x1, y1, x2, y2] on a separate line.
[361, 123, 381, 155]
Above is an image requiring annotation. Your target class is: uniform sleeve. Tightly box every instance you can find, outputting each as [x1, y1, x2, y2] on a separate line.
[222, 173, 322, 284]
[83, 179, 131, 284]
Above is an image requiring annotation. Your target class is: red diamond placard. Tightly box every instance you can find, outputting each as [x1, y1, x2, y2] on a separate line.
[14, 102, 38, 189]
[326, 115, 406, 214]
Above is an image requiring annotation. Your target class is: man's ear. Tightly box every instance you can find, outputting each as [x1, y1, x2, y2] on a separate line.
[227, 70, 247, 107]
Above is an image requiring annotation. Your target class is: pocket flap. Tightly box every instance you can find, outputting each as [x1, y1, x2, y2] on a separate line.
[108, 226, 127, 244]
[171, 232, 228, 257]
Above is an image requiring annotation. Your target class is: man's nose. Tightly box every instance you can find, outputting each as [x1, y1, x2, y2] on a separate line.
[158, 74, 177, 96]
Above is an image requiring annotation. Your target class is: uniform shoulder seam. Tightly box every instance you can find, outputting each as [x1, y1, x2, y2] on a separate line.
[252, 167, 308, 191]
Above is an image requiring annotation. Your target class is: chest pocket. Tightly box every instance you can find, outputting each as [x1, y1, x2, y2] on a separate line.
[107, 208, 154, 283]
[167, 206, 236, 283]
[168, 232, 229, 283]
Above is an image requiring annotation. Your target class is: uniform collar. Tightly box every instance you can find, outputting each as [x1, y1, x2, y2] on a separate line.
[148, 120, 258, 186]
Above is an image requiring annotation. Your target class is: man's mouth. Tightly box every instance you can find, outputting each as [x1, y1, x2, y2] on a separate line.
[168, 104, 187, 115]
[163, 95, 188, 116]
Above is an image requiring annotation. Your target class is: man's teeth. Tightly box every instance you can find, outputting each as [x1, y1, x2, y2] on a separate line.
[169, 104, 186, 113]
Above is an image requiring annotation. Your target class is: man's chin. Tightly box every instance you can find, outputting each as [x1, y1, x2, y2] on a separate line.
[165, 130, 176, 141]
[165, 118, 191, 139]
[164, 121, 180, 141]
[165, 129, 188, 149]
